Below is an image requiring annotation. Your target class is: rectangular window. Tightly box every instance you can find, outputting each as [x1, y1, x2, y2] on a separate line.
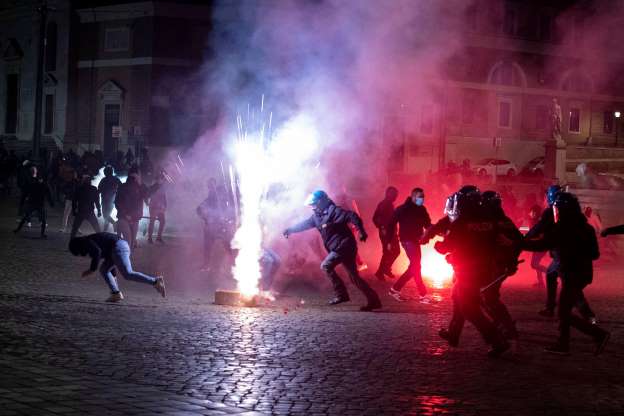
[603, 111, 614, 134]
[569, 108, 581, 133]
[420, 105, 434, 134]
[536, 105, 549, 130]
[5, 74, 19, 134]
[104, 28, 130, 51]
[44, 94, 54, 134]
[498, 100, 512, 128]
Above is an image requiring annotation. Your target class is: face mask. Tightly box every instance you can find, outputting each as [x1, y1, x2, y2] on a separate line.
[412, 196, 424, 206]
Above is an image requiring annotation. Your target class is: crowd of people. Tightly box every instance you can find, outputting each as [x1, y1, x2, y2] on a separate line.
[4, 140, 622, 357]
[278, 183, 616, 357]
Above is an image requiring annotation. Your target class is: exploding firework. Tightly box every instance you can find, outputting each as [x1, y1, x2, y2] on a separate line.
[229, 100, 322, 300]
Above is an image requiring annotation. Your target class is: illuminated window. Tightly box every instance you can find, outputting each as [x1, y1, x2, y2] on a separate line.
[569, 108, 580, 133]
[603, 111, 614, 134]
[498, 100, 512, 128]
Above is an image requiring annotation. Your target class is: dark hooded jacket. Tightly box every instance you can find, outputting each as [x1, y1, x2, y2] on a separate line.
[69, 232, 121, 272]
[287, 201, 366, 255]
[115, 177, 158, 221]
[389, 197, 431, 243]
[73, 182, 101, 216]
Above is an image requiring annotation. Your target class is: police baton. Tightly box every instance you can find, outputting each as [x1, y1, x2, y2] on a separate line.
[480, 259, 524, 293]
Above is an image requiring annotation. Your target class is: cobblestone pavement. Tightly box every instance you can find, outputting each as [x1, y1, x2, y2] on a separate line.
[1, 199, 623, 415]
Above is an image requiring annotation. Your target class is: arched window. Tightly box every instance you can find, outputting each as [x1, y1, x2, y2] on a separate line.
[487, 61, 527, 87]
[45, 22, 57, 72]
[561, 70, 593, 93]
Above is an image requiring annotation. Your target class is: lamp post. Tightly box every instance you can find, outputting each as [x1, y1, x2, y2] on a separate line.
[615, 111, 621, 147]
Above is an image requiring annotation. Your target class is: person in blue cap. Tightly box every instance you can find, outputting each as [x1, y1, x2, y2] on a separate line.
[283, 190, 382, 311]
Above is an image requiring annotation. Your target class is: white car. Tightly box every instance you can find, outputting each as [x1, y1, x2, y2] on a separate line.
[473, 158, 518, 177]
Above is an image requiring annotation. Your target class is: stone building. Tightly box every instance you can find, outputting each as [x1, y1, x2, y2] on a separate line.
[392, 0, 624, 177]
[0, 0, 73, 154]
[67, 0, 212, 160]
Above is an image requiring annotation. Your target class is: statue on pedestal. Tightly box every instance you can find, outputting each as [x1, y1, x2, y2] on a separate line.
[550, 98, 565, 148]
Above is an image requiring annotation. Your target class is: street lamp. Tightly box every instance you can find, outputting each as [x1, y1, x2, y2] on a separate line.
[615, 111, 621, 147]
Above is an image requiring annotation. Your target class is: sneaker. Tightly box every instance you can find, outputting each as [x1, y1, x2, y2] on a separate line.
[595, 331, 610, 355]
[488, 340, 511, 358]
[154, 276, 166, 298]
[544, 342, 570, 355]
[389, 287, 407, 302]
[438, 329, 459, 347]
[360, 301, 382, 312]
[374, 271, 386, 282]
[538, 308, 555, 317]
[328, 296, 350, 305]
[589, 317, 598, 325]
[106, 292, 124, 303]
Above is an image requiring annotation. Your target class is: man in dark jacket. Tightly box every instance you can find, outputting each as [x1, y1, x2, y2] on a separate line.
[373, 186, 400, 281]
[14, 167, 54, 238]
[283, 190, 381, 311]
[98, 165, 122, 232]
[388, 187, 431, 302]
[526, 185, 595, 322]
[523, 193, 610, 355]
[115, 168, 159, 249]
[69, 232, 166, 302]
[70, 174, 101, 238]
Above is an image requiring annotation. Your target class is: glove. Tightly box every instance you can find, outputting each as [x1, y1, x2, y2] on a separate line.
[359, 231, 368, 242]
[283, 229, 291, 239]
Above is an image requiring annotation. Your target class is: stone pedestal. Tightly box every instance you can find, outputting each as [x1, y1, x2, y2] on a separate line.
[544, 136, 567, 184]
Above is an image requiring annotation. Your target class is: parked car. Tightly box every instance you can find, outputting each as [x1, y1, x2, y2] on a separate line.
[521, 156, 545, 177]
[473, 158, 518, 177]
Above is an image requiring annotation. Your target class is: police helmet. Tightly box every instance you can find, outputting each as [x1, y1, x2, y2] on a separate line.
[305, 190, 329, 207]
[552, 192, 581, 223]
[546, 185, 563, 206]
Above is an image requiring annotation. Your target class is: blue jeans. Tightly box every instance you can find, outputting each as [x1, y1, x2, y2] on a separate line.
[99, 240, 157, 293]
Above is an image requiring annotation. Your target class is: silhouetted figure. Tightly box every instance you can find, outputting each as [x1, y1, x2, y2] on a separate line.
[372, 186, 400, 281]
[523, 193, 610, 355]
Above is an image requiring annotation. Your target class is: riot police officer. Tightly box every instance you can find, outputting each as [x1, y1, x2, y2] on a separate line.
[283, 190, 381, 311]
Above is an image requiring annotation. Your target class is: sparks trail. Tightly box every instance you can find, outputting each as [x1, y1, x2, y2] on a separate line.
[230, 95, 275, 299]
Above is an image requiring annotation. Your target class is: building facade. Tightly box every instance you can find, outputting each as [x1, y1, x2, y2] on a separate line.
[0, 0, 73, 153]
[68, 0, 212, 159]
[394, 0, 624, 176]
